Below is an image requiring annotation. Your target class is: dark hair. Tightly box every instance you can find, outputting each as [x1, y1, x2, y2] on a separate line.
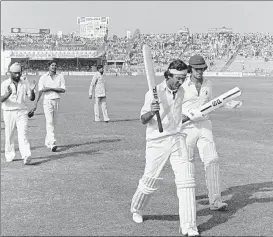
[164, 59, 188, 80]
[188, 65, 208, 73]
[97, 65, 103, 70]
[48, 60, 57, 67]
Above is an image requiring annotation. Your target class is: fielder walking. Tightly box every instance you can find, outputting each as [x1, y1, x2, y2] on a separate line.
[89, 65, 110, 122]
[30, 60, 66, 152]
[130, 60, 199, 236]
[181, 55, 242, 211]
[1, 62, 36, 165]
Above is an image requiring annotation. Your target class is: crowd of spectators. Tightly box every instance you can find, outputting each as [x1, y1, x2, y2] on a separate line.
[238, 33, 273, 59]
[2, 32, 272, 73]
[3, 34, 104, 51]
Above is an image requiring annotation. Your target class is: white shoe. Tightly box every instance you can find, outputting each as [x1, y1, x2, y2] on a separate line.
[179, 227, 200, 236]
[23, 156, 31, 165]
[210, 200, 228, 211]
[6, 159, 14, 163]
[132, 212, 143, 223]
[187, 229, 200, 236]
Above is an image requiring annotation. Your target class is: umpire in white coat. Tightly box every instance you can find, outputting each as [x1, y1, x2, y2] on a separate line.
[1, 62, 36, 165]
[30, 60, 66, 152]
[89, 65, 110, 122]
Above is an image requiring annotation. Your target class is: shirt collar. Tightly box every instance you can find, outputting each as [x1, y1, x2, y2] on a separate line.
[185, 75, 208, 86]
[159, 80, 181, 94]
[8, 78, 23, 84]
[46, 72, 58, 76]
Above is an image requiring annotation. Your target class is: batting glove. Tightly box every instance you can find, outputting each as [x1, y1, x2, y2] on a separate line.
[184, 108, 204, 121]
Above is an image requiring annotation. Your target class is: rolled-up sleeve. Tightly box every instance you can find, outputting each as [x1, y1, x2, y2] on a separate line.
[60, 75, 66, 90]
[1, 81, 7, 96]
[140, 91, 153, 116]
[38, 76, 44, 91]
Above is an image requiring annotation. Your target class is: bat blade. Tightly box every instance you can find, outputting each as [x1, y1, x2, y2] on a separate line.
[182, 87, 242, 123]
[142, 44, 163, 133]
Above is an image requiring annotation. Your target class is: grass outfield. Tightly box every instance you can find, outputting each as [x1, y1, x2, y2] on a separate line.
[1, 75, 273, 236]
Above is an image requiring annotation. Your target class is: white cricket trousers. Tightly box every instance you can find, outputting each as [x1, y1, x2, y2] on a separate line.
[131, 134, 198, 233]
[43, 98, 60, 147]
[3, 110, 31, 161]
[182, 119, 222, 205]
[94, 96, 109, 122]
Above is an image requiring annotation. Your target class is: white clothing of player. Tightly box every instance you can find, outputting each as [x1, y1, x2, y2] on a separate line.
[38, 72, 66, 148]
[89, 71, 109, 122]
[181, 75, 238, 209]
[1, 77, 32, 163]
[131, 80, 198, 235]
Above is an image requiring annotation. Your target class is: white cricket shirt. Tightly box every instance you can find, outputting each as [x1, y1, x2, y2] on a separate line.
[1, 78, 32, 111]
[38, 72, 66, 100]
[141, 80, 185, 141]
[181, 75, 212, 124]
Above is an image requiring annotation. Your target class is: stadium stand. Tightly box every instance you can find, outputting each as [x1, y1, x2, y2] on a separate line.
[1, 31, 272, 76]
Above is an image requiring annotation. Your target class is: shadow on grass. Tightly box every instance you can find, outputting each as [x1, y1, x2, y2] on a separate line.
[109, 118, 139, 123]
[57, 138, 122, 152]
[1, 139, 122, 154]
[29, 149, 100, 166]
[143, 214, 179, 222]
[196, 181, 273, 233]
[142, 181, 273, 234]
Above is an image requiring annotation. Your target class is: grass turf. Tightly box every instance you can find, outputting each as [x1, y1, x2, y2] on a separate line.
[1, 75, 273, 236]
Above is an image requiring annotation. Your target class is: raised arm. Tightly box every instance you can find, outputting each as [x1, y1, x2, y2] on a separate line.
[0, 84, 12, 103]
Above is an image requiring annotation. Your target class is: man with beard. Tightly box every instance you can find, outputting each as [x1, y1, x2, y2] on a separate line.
[1, 62, 36, 164]
[89, 65, 110, 122]
[30, 60, 66, 152]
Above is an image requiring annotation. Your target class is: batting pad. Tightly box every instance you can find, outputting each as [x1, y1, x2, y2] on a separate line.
[198, 141, 218, 165]
[175, 162, 197, 233]
[130, 176, 162, 213]
[205, 162, 222, 204]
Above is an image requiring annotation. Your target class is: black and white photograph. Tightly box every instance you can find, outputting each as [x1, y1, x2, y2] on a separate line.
[1, 1, 273, 236]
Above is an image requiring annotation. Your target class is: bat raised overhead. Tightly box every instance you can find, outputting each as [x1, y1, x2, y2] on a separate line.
[142, 44, 163, 133]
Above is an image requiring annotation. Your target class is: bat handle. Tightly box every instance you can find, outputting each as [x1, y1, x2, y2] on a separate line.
[182, 117, 190, 124]
[155, 111, 163, 133]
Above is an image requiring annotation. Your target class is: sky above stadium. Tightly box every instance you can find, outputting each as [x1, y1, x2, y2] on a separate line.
[1, 1, 273, 36]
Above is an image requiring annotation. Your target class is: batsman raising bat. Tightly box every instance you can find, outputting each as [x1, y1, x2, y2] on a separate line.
[180, 55, 242, 211]
[130, 52, 200, 236]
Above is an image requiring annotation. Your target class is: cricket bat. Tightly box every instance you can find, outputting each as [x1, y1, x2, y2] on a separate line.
[143, 44, 163, 133]
[182, 87, 242, 123]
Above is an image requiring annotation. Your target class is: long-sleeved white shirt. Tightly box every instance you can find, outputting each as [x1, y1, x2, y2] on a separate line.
[89, 72, 106, 97]
[141, 80, 185, 141]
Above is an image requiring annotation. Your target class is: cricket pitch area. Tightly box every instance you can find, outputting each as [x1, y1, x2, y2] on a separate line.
[1, 75, 273, 236]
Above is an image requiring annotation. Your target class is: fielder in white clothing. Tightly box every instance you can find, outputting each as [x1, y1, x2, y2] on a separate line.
[181, 55, 242, 211]
[1, 62, 36, 165]
[30, 60, 66, 152]
[89, 65, 110, 123]
[130, 60, 199, 236]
